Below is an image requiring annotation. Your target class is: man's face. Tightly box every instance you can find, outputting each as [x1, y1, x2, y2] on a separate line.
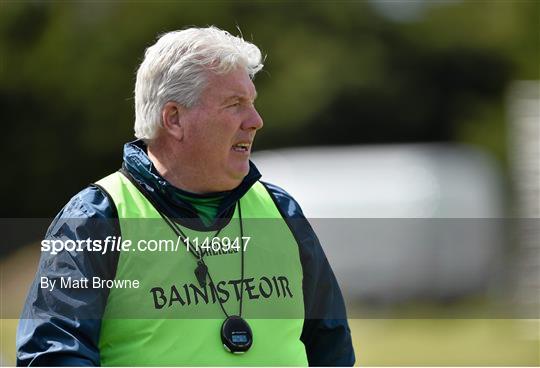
[180, 67, 263, 191]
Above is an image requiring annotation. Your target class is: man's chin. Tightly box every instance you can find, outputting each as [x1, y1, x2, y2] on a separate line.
[227, 163, 250, 183]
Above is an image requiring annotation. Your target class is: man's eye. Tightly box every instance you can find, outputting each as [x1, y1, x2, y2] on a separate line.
[228, 102, 241, 108]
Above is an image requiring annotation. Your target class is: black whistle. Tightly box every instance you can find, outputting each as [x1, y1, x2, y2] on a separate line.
[195, 261, 208, 288]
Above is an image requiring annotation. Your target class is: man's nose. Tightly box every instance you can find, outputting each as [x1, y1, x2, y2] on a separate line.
[242, 106, 264, 131]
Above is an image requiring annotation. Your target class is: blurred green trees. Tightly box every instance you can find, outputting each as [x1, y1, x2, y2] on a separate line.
[0, 1, 538, 220]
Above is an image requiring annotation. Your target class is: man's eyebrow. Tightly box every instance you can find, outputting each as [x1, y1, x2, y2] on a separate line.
[223, 91, 258, 103]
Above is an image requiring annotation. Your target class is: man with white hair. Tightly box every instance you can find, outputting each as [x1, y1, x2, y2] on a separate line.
[17, 27, 355, 366]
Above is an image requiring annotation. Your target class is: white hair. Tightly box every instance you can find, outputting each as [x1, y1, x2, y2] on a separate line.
[134, 26, 264, 141]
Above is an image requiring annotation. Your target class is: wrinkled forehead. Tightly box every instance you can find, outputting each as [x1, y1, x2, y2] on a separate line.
[201, 68, 258, 102]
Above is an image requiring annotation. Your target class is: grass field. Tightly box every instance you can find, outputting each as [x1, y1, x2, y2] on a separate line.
[350, 318, 539, 366]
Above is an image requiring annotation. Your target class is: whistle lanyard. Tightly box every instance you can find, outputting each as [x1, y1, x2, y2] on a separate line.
[122, 171, 253, 352]
[152, 200, 253, 353]
[157, 201, 246, 319]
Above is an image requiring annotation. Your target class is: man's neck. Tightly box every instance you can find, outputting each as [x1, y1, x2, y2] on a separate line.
[147, 143, 240, 194]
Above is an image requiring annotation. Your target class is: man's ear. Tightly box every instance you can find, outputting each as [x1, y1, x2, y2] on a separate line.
[161, 101, 185, 141]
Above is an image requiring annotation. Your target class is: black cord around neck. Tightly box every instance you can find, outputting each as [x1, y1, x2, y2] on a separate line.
[200, 201, 247, 317]
[119, 169, 247, 318]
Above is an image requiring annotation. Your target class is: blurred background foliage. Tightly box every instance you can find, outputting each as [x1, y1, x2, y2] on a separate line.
[0, 0, 538, 221]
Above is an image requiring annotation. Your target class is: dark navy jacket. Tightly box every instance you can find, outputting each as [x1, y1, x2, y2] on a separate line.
[17, 140, 355, 366]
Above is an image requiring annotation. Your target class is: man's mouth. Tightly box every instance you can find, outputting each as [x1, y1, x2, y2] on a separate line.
[232, 142, 250, 152]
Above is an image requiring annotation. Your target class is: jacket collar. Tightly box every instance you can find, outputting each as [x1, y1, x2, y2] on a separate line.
[122, 139, 262, 227]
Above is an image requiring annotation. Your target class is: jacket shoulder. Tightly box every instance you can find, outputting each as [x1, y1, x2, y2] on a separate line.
[44, 184, 119, 243]
[55, 184, 117, 219]
[260, 181, 305, 219]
